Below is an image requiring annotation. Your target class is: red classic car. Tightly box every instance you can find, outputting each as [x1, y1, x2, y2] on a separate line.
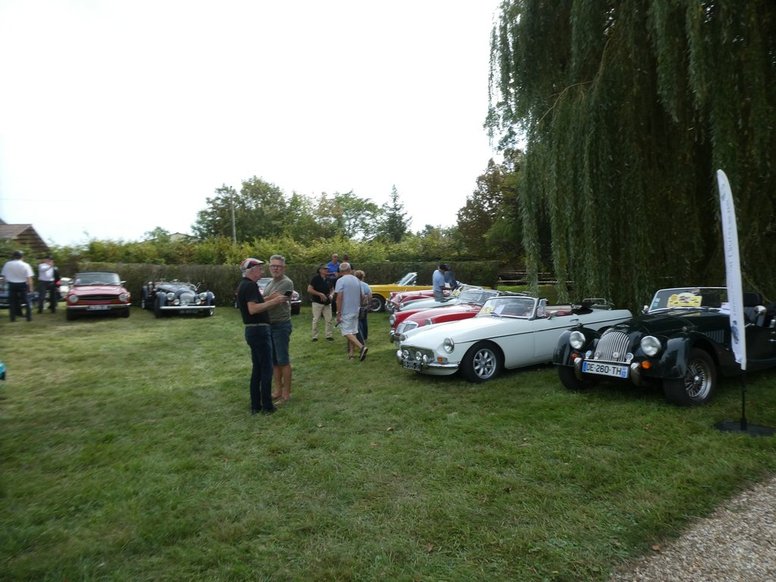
[66, 271, 131, 320]
[386, 289, 436, 313]
[389, 289, 509, 342]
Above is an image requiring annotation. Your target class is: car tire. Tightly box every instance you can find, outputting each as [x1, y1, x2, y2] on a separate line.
[460, 341, 502, 383]
[140, 290, 148, 310]
[663, 348, 717, 406]
[154, 296, 164, 318]
[121, 308, 130, 318]
[66, 309, 77, 321]
[558, 365, 596, 391]
[369, 295, 386, 312]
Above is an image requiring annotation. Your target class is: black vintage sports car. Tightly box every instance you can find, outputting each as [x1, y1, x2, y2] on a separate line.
[553, 287, 776, 405]
[141, 281, 215, 318]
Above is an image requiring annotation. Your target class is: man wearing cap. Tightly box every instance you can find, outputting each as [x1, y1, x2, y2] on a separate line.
[236, 258, 288, 415]
[1, 250, 34, 322]
[334, 262, 367, 361]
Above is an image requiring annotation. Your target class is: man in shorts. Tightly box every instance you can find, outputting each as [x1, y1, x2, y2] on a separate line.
[334, 262, 367, 361]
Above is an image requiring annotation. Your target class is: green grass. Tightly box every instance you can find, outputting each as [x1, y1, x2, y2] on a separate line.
[1, 307, 775, 580]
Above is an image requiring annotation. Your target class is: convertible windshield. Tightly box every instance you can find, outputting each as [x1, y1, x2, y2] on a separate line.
[396, 272, 417, 286]
[74, 272, 121, 286]
[458, 289, 500, 305]
[477, 296, 536, 319]
[648, 287, 728, 313]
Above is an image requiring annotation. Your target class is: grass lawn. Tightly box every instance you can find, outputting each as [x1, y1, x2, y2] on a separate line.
[2, 306, 775, 580]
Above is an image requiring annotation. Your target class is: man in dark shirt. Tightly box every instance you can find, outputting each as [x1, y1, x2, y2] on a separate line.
[307, 264, 334, 341]
[236, 257, 288, 415]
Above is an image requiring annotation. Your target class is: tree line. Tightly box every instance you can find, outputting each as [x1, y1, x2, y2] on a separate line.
[488, 0, 776, 307]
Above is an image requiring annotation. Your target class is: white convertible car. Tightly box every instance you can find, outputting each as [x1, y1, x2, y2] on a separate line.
[396, 295, 632, 382]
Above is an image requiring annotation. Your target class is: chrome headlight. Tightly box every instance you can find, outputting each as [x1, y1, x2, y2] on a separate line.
[443, 338, 455, 353]
[118, 292, 130, 302]
[640, 335, 662, 357]
[166, 292, 175, 301]
[569, 330, 586, 350]
[388, 314, 396, 326]
[199, 292, 208, 301]
[67, 295, 79, 304]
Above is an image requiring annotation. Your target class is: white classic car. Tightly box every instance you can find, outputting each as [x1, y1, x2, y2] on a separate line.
[396, 295, 632, 382]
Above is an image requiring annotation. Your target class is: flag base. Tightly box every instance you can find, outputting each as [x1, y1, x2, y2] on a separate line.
[714, 419, 774, 437]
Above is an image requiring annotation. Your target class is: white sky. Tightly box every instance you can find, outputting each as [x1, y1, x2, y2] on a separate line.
[0, 0, 501, 246]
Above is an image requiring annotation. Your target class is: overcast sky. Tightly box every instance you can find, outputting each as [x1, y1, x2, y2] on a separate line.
[0, 0, 501, 247]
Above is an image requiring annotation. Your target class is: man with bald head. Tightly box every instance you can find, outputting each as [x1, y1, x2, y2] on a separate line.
[334, 262, 367, 361]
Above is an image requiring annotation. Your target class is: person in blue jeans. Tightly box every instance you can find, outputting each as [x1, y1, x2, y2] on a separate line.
[236, 258, 288, 415]
[354, 269, 371, 345]
[264, 254, 294, 404]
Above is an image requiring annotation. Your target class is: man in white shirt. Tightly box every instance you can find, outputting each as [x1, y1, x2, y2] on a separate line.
[1, 250, 34, 321]
[335, 262, 367, 361]
[37, 256, 57, 314]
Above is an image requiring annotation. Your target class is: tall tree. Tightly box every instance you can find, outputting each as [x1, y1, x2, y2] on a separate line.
[192, 178, 288, 242]
[457, 150, 529, 261]
[375, 186, 411, 243]
[489, 1, 776, 306]
[314, 191, 381, 240]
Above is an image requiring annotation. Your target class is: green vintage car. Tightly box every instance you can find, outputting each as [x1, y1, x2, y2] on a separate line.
[553, 287, 776, 405]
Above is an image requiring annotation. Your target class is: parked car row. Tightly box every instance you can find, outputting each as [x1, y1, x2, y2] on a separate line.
[392, 285, 776, 406]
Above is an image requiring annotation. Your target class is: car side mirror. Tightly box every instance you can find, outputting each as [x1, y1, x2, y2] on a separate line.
[642, 305, 649, 314]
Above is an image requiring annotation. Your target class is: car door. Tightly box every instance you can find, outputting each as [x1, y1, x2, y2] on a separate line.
[530, 301, 579, 363]
[745, 322, 776, 370]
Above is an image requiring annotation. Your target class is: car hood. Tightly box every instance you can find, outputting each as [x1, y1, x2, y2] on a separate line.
[400, 298, 457, 311]
[613, 309, 725, 336]
[410, 303, 482, 323]
[70, 285, 125, 295]
[158, 286, 198, 295]
[401, 314, 524, 347]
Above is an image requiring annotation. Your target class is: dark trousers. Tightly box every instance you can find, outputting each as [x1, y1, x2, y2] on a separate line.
[357, 311, 368, 344]
[8, 283, 31, 321]
[245, 325, 275, 412]
[38, 280, 56, 313]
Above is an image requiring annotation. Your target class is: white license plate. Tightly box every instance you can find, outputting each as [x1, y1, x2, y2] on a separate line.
[582, 361, 628, 379]
[402, 360, 421, 370]
[87, 305, 110, 311]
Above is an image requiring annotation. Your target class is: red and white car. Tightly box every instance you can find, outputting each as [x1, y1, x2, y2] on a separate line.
[66, 271, 131, 320]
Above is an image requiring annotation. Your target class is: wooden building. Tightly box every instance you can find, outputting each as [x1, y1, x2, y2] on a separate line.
[0, 220, 50, 257]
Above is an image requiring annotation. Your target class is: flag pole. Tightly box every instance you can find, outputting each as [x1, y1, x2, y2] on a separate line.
[713, 169, 773, 437]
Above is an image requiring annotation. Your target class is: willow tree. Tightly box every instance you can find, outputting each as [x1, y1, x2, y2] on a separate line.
[489, 0, 776, 308]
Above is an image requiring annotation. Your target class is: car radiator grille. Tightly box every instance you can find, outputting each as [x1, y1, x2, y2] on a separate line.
[80, 294, 119, 301]
[593, 331, 630, 363]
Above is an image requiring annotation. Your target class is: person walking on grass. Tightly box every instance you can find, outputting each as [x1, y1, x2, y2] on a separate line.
[334, 262, 367, 361]
[308, 263, 334, 342]
[264, 254, 294, 404]
[236, 257, 288, 416]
